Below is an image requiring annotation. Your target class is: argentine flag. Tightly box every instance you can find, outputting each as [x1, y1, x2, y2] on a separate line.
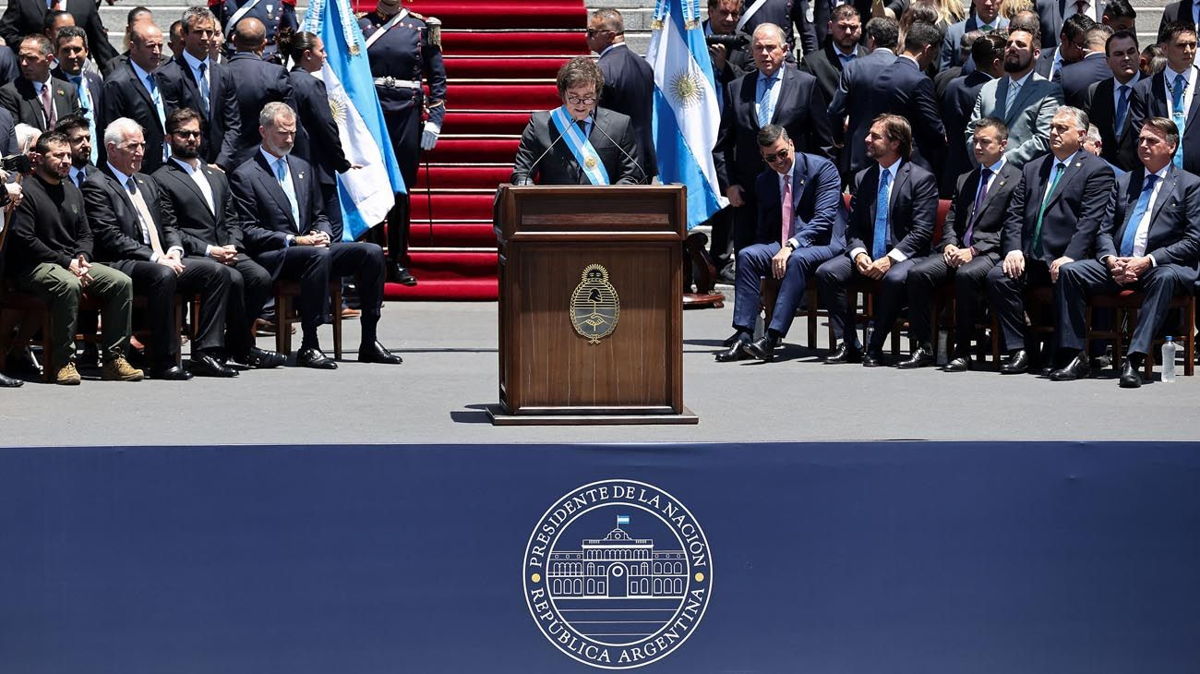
[302, 0, 407, 241]
[617, 514, 631, 526]
[646, 0, 726, 230]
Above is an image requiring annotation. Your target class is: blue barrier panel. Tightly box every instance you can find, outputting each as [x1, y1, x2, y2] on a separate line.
[1, 442, 1198, 673]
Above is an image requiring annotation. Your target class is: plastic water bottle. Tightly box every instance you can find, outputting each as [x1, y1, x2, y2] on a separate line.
[1161, 337, 1178, 383]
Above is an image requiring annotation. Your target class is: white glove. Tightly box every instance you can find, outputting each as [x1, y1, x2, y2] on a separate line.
[420, 121, 440, 151]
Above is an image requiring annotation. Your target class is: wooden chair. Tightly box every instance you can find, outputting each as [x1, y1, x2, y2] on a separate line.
[759, 279, 832, 349]
[272, 280, 343, 360]
[1085, 289, 1196, 378]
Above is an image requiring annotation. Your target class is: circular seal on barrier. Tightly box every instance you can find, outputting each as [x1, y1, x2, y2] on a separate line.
[523, 480, 713, 669]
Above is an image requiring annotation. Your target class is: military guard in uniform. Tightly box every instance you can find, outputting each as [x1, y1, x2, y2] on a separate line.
[360, 0, 447, 286]
[210, 0, 298, 61]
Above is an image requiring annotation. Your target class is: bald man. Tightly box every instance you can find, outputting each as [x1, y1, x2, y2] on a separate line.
[224, 17, 294, 167]
[100, 22, 171, 173]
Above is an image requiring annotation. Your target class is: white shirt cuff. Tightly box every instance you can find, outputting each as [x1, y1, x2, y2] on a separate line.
[849, 247, 867, 260]
[887, 248, 906, 262]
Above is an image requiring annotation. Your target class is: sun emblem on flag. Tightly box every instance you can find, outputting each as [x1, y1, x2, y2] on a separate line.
[329, 94, 348, 126]
[670, 69, 705, 109]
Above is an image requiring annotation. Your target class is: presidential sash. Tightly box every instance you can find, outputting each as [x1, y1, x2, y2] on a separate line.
[549, 106, 609, 186]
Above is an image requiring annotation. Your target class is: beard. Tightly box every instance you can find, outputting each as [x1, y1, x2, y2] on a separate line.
[171, 144, 201, 160]
[1003, 54, 1032, 73]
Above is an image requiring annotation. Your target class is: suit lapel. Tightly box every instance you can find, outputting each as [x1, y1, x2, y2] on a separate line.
[256, 153, 298, 230]
[994, 78, 1010, 120]
[1006, 78, 1036, 125]
[975, 163, 1014, 219]
[1116, 170, 1145, 239]
[1147, 167, 1175, 228]
[287, 155, 307, 229]
[169, 160, 210, 208]
[889, 162, 909, 222]
[1043, 155, 1083, 209]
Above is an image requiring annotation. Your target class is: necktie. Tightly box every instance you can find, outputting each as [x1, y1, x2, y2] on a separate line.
[980, 23, 993, 31]
[1115, 84, 1130, 139]
[872, 168, 892, 260]
[1172, 73, 1187, 168]
[197, 62, 211, 116]
[1004, 79, 1020, 118]
[275, 158, 302, 229]
[966, 167, 992, 247]
[1033, 162, 1066, 258]
[1120, 174, 1158, 256]
[577, 118, 591, 139]
[838, 53, 855, 66]
[74, 170, 84, 188]
[146, 74, 169, 161]
[39, 83, 56, 130]
[126, 178, 164, 256]
[757, 74, 776, 126]
[69, 75, 99, 164]
[780, 174, 793, 246]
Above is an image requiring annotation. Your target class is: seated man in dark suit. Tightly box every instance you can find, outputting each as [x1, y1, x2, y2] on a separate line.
[83, 117, 237, 380]
[714, 124, 844, 363]
[987, 106, 1116, 374]
[815, 114, 938, 366]
[154, 108, 286, 370]
[799, 5, 866, 105]
[902, 117, 1020, 371]
[0, 35, 81, 132]
[511, 56, 641, 186]
[1054, 117, 1200, 387]
[229, 102, 403, 369]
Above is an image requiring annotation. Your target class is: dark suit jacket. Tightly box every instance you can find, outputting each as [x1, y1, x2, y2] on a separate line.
[1129, 70, 1200, 175]
[225, 52, 295, 168]
[940, 16, 1009, 71]
[1035, 0, 1065, 50]
[152, 159, 244, 256]
[51, 66, 102, 115]
[800, 43, 867, 107]
[940, 70, 994, 196]
[846, 160, 939, 259]
[0, 0, 118, 74]
[1034, 49, 1056, 79]
[1099, 167, 1200, 279]
[939, 161, 1021, 256]
[229, 149, 331, 256]
[82, 166, 182, 262]
[1083, 77, 1139, 172]
[828, 56, 945, 176]
[100, 61, 169, 173]
[288, 68, 351, 186]
[510, 107, 641, 185]
[0, 106, 14, 156]
[1159, 0, 1196, 42]
[157, 56, 242, 169]
[597, 44, 657, 179]
[715, 65, 833, 194]
[1059, 53, 1111, 108]
[0, 76, 81, 131]
[1002, 151, 1115, 263]
[752, 152, 843, 247]
[737, 0, 814, 56]
[0, 48, 18, 87]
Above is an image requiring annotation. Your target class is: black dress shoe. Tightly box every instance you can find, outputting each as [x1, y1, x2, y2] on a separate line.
[240, 347, 286, 369]
[1049, 351, 1091, 381]
[721, 331, 742, 348]
[861, 350, 885, 367]
[714, 340, 751, 362]
[942, 356, 969, 372]
[359, 341, 404, 364]
[897, 343, 935, 369]
[1118, 358, 1143, 388]
[825, 342, 862, 364]
[189, 353, 238, 378]
[0, 371, 23, 388]
[745, 335, 782, 362]
[388, 263, 418, 286]
[296, 346, 338, 369]
[150, 364, 193, 381]
[999, 349, 1030, 375]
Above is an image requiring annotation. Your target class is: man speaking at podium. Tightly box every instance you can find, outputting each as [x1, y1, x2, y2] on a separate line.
[510, 56, 643, 185]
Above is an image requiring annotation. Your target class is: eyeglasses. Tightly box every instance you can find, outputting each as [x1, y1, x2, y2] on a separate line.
[566, 95, 597, 105]
[762, 148, 790, 164]
[586, 28, 612, 37]
[172, 130, 201, 138]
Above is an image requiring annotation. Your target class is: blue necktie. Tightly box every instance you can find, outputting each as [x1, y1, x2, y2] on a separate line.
[69, 75, 99, 164]
[146, 74, 169, 161]
[1171, 74, 1187, 168]
[872, 168, 892, 259]
[757, 74, 776, 126]
[275, 158, 302, 229]
[197, 62, 211, 116]
[1114, 84, 1130, 139]
[1120, 174, 1158, 256]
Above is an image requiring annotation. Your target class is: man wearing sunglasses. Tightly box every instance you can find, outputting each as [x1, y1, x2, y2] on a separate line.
[586, 9, 655, 182]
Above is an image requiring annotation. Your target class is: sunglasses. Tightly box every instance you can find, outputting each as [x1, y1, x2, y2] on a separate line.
[763, 148, 790, 164]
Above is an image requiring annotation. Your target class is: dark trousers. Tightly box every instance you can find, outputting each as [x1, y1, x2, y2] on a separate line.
[1057, 260, 1193, 356]
[986, 258, 1052, 352]
[733, 242, 838, 336]
[110, 256, 230, 366]
[728, 194, 759, 255]
[318, 178, 345, 243]
[224, 254, 273, 357]
[257, 242, 385, 349]
[816, 254, 916, 351]
[384, 107, 422, 262]
[906, 253, 998, 354]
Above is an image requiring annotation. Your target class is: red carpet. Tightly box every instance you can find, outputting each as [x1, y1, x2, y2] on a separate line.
[357, 0, 589, 300]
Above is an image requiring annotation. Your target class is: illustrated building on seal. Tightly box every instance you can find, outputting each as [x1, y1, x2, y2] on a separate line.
[547, 520, 688, 598]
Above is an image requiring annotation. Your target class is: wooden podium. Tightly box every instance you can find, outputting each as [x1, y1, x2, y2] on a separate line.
[489, 185, 698, 425]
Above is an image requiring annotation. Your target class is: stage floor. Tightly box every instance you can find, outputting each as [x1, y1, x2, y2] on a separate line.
[4, 299, 1197, 446]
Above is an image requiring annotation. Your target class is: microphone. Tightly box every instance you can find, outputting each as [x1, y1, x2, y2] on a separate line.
[512, 121, 570, 186]
[589, 114, 649, 185]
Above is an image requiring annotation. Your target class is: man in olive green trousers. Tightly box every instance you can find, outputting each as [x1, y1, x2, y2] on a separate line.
[5, 132, 142, 384]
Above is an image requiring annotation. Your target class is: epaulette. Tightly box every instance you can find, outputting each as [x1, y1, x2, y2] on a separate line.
[355, 10, 367, 19]
[409, 11, 426, 20]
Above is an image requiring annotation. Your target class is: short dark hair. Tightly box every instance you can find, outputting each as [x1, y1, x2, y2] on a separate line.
[169, 20, 184, 41]
[1142, 116, 1180, 149]
[756, 124, 791, 147]
[34, 131, 69, 155]
[54, 113, 91, 136]
[166, 107, 202, 134]
[1105, 28, 1139, 55]
[865, 17, 899, 50]
[974, 116, 1009, 141]
[20, 33, 53, 55]
[1102, 0, 1136, 21]
[126, 6, 151, 27]
[1159, 20, 1198, 45]
[902, 21, 943, 53]
[555, 56, 604, 98]
[55, 25, 88, 51]
[1085, 24, 1113, 48]
[1061, 13, 1096, 42]
[43, 10, 72, 33]
[972, 31, 1006, 64]
[831, 4, 860, 22]
[873, 113, 912, 159]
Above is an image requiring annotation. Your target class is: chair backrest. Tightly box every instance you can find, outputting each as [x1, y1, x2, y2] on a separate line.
[840, 193, 952, 248]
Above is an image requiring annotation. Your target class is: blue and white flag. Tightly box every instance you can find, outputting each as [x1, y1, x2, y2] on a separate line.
[616, 514, 630, 526]
[646, 0, 727, 230]
[302, 0, 406, 241]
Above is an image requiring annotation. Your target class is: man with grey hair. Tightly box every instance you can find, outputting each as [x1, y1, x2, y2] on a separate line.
[158, 6, 242, 169]
[986, 106, 1115, 375]
[83, 117, 237, 380]
[229, 102, 402, 369]
[586, 8, 655, 181]
[1082, 122, 1126, 175]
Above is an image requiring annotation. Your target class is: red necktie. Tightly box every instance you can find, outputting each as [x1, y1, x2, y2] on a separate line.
[780, 175, 793, 246]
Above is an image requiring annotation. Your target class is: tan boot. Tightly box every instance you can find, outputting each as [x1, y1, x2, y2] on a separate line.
[55, 362, 82, 386]
[102, 356, 144, 382]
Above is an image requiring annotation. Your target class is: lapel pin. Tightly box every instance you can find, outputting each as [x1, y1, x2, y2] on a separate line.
[298, 172, 304, 180]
